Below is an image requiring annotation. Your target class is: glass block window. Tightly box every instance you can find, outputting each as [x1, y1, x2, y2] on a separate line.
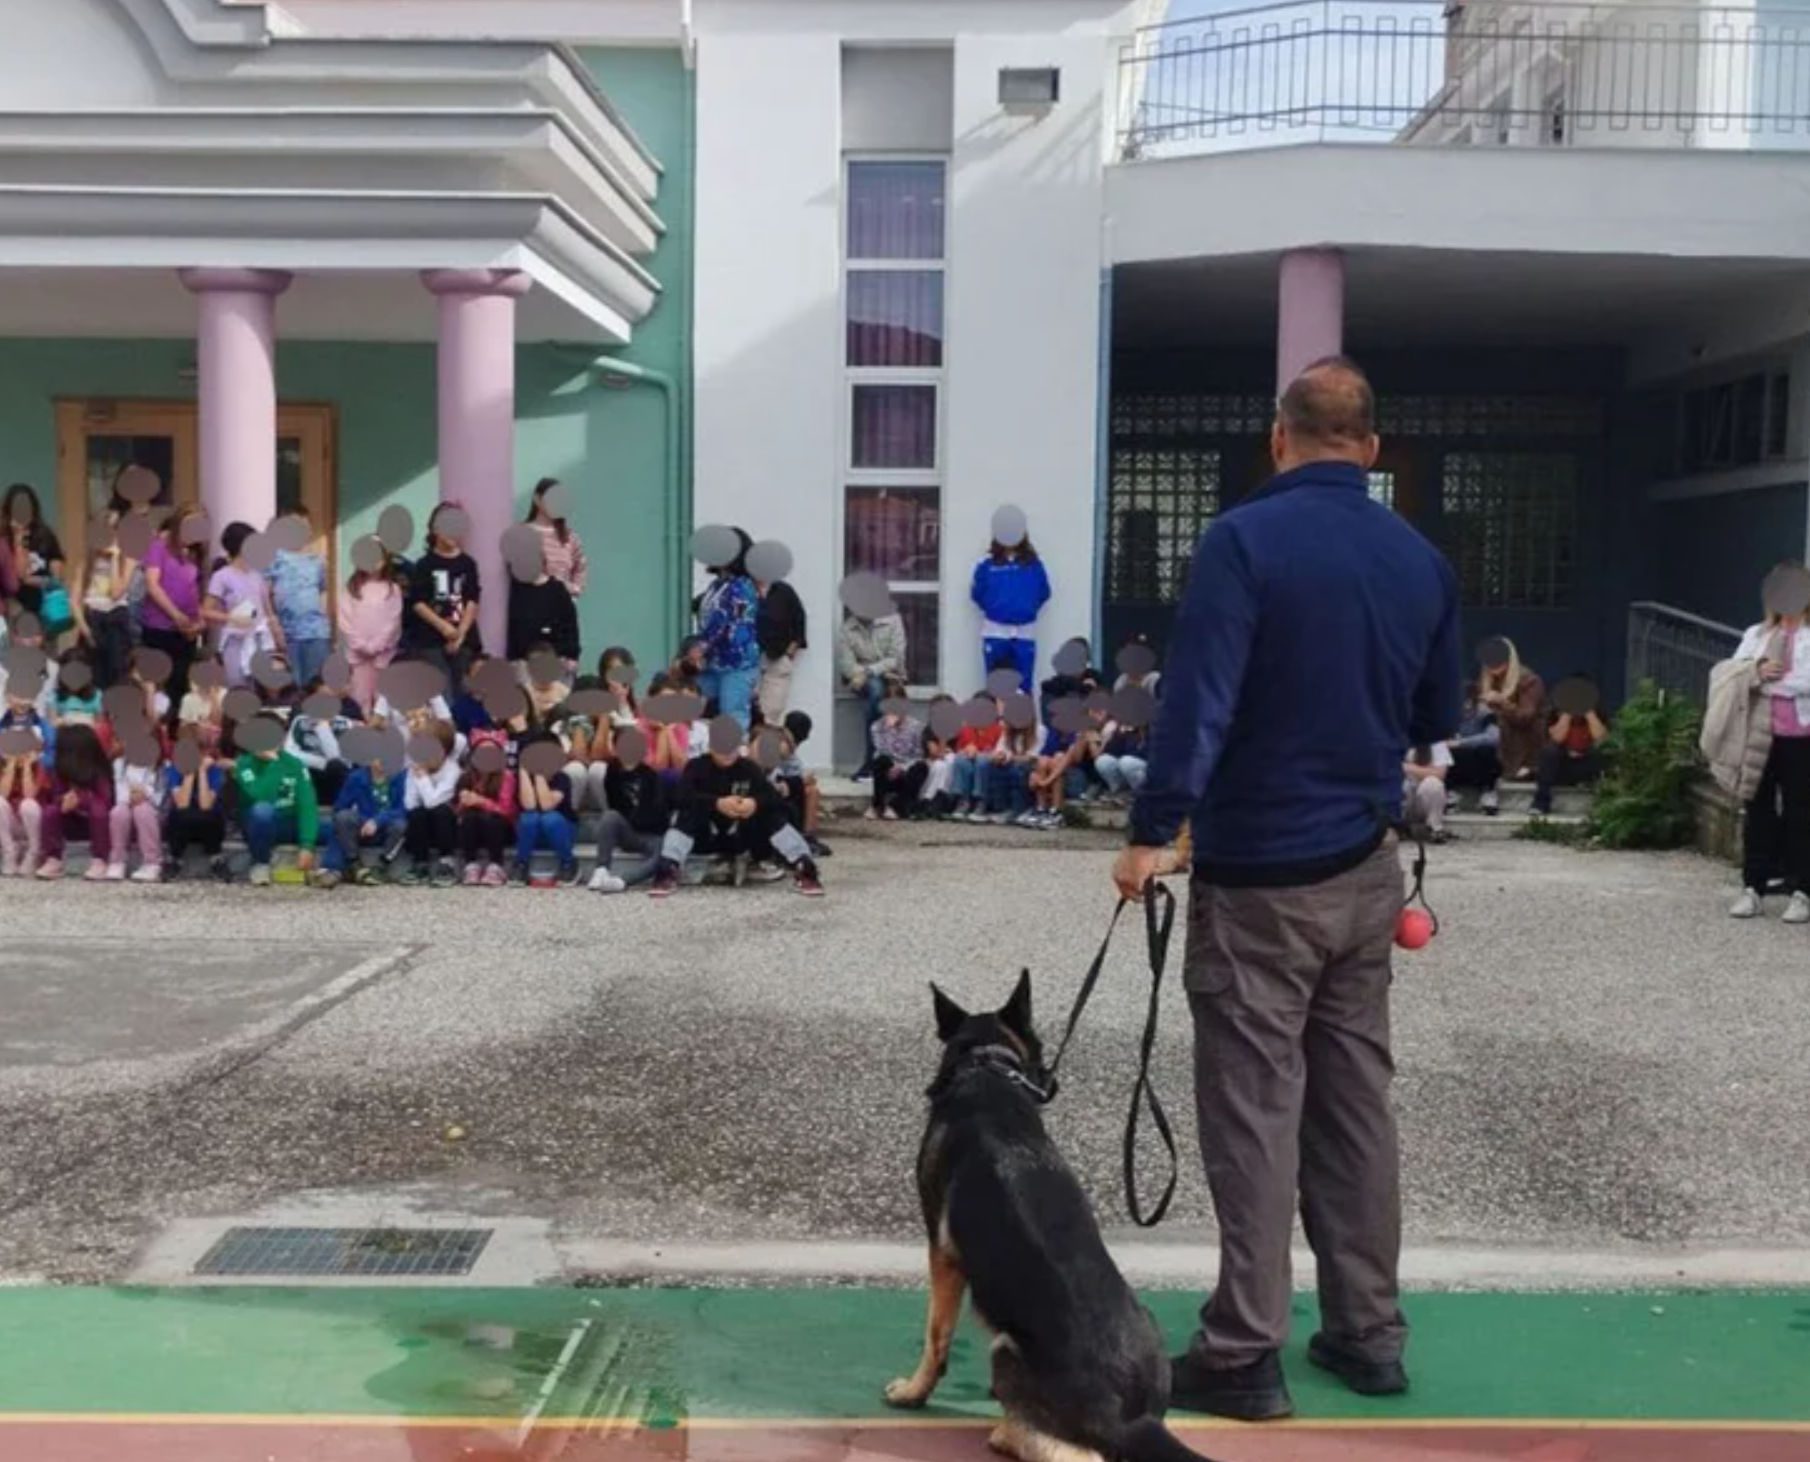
[1367, 471, 1395, 508]
[1107, 446, 1222, 606]
[1378, 396, 1602, 439]
[1439, 452, 1578, 610]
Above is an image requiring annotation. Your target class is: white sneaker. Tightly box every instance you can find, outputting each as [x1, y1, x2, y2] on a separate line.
[1785, 892, 1810, 925]
[1730, 888, 1763, 919]
[588, 867, 626, 894]
[1480, 788, 1500, 815]
[130, 864, 161, 884]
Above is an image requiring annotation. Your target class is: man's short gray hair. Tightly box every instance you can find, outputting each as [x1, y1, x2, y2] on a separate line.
[1278, 356, 1375, 449]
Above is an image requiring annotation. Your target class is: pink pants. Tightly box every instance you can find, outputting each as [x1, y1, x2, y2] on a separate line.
[41, 789, 112, 861]
[0, 800, 43, 867]
[107, 801, 163, 868]
[349, 650, 394, 717]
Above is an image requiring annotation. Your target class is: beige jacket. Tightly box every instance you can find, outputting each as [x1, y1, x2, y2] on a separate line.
[1701, 655, 1772, 802]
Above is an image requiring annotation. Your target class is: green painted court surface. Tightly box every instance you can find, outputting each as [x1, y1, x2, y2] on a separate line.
[2, 1287, 1806, 1458]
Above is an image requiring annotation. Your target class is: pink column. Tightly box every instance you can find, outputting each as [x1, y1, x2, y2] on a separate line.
[1276, 248, 1345, 392]
[422, 268, 530, 658]
[178, 268, 292, 534]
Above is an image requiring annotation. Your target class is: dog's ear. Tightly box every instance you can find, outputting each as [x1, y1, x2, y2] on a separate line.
[931, 983, 968, 1043]
[998, 969, 1032, 1039]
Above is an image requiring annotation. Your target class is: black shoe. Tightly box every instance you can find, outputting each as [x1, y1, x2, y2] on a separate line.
[807, 836, 833, 859]
[209, 854, 233, 884]
[1168, 1350, 1293, 1421]
[649, 864, 680, 899]
[1307, 1333, 1408, 1396]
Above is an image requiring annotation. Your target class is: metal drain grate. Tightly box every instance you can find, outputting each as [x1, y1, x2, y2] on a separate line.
[193, 1226, 493, 1278]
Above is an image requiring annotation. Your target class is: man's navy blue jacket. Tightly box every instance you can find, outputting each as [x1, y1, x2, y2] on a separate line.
[1130, 459, 1463, 885]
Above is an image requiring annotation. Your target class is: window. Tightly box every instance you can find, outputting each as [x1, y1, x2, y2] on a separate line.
[843, 158, 947, 687]
[1367, 471, 1396, 509]
[1440, 452, 1578, 609]
[1677, 370, 1790, 472]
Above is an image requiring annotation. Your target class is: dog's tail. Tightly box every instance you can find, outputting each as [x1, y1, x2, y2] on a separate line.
[1114, 1416, 1221, 1462]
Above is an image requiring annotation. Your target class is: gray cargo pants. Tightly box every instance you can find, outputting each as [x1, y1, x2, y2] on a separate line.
[1183, 838, 1408, 1367]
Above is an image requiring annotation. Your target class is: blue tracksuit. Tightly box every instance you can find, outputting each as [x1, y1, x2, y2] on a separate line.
[1130, 460, 1462, 884]
[972, 556, 1051, 692]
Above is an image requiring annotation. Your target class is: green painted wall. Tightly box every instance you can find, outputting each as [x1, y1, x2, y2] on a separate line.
[0, 47, 691, 675]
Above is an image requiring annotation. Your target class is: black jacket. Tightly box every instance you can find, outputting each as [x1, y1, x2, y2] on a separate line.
[507, 577, 580, 663]
[756, 580, 808, 660]
[605, 762, 671, 834]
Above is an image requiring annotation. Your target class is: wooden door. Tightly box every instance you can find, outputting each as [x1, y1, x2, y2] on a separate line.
[54, 399, 198, 572]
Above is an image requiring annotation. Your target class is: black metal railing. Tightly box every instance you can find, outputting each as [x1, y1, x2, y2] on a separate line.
[1117, 1, 1810, 157]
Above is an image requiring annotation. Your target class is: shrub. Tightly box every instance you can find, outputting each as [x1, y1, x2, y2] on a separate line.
[1587, 680, 1702, 849]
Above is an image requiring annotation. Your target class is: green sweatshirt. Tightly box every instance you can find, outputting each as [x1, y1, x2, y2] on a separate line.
[232, 750, 320, 847]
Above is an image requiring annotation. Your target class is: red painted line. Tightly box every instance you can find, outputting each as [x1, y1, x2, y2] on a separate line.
[2, 1423, 1808, 1462]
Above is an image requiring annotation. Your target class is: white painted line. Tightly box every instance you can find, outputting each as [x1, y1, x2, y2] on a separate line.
[556, 1237, 1810, 1291]
[515, 1319, 592, 1450]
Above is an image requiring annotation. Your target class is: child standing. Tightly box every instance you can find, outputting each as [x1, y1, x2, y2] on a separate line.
[107, 744, 165, 881]
[339, 545, 403, 715]
[402, 506, 481, 696]
[267, 511, 331, 688]
[206, 522, 283, 687]
[231, 719, 319, 886]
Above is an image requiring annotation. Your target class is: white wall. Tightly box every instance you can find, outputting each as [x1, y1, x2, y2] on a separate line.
[692, 23, 846, 747]
[692, 0, 1131, 760]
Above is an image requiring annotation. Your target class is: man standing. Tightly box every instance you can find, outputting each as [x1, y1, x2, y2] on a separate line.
[1112, 358, 1461, 1421]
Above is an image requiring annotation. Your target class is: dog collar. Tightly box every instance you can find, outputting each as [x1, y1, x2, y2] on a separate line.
[962, 1043, 1056, 1105]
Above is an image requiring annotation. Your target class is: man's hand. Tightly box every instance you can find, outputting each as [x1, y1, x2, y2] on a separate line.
[1112, 844, 1172, 902]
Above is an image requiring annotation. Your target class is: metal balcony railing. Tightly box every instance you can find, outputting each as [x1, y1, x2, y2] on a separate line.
[1116, 0, 1810, 159]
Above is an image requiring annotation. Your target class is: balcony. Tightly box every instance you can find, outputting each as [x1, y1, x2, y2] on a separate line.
[1116, 0, 1810, 159]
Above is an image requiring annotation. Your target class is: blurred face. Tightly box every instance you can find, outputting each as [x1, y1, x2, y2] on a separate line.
[710, 748, 737, 769]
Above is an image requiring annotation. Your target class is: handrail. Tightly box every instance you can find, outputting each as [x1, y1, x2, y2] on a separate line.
[1627, 600, 1742, 641]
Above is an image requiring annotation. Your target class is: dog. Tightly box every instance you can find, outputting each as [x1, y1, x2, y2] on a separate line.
[883, 973, 1217, 1462]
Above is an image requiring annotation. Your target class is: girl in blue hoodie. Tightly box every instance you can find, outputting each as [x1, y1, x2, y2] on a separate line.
[970, 536, 1051, 693]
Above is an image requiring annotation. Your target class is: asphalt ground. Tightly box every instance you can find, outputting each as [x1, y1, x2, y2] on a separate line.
[2, 830, 1806, 1283]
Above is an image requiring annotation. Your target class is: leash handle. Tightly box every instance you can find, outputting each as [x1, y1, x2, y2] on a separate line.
[1401, 825, 1439, 934]
[1125, 878, 1179, 1228]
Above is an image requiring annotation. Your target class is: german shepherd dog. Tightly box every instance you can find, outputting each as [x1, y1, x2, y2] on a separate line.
[883, 973, 1217, 1462]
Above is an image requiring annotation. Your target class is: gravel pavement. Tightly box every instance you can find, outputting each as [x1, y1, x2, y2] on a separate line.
[2, 830, 1806, 1283]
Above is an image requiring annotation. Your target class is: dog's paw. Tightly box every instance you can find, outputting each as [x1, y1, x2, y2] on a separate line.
[883, 1377, 928, 1409]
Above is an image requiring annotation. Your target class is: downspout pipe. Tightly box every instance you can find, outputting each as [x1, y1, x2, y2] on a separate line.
[551, 346, 683, 654]
[596, 355, 684, 656]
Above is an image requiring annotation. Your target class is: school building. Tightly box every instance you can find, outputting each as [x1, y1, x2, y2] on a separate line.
[10, 0, 1810, 762]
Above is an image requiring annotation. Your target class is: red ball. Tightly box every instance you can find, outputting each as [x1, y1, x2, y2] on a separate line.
[1395, 908, 1434, 950]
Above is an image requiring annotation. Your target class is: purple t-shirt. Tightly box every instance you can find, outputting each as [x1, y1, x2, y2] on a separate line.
[140, 539, 200, 631]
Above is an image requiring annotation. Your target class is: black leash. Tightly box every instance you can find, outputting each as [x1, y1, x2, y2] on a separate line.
[1043, 878, 1181, 1229]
